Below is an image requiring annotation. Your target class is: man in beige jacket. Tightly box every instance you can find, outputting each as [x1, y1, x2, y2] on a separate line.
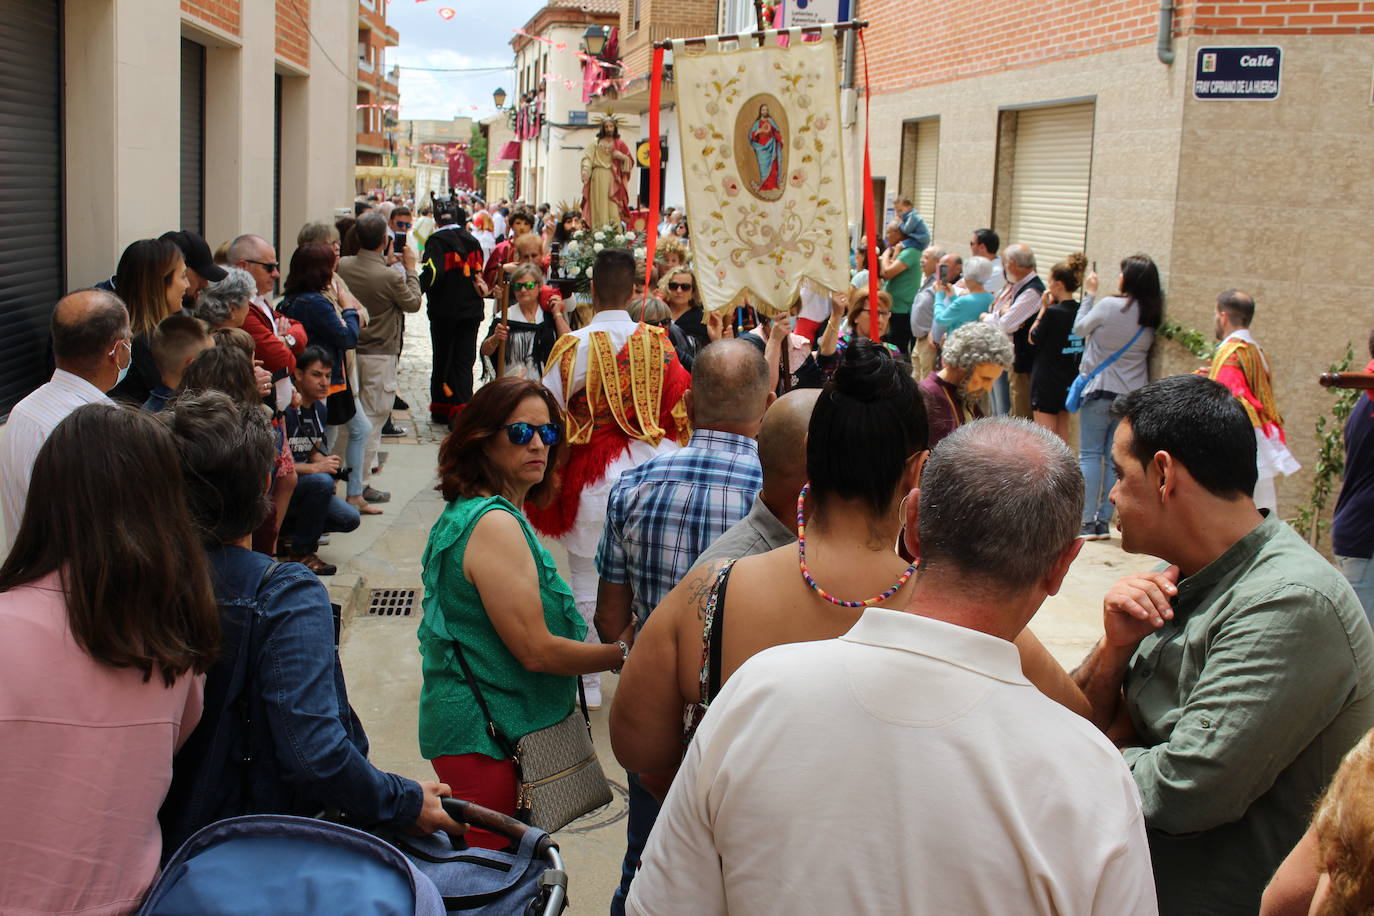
[336, 212, 422, 493]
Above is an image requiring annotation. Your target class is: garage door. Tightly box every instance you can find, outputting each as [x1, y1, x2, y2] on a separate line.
[1008, 102, 1094, 267]
[0, 0, 63, 419]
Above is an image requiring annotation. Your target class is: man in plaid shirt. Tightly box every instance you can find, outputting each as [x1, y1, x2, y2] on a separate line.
[593, 338, 774, 916]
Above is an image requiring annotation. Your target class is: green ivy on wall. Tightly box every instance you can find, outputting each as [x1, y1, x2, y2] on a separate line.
[1158, 321, 1217, 362]
[1294, 345, 1360, 547]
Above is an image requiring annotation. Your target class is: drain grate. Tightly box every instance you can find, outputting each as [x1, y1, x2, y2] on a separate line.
[367, 588, 417, 617]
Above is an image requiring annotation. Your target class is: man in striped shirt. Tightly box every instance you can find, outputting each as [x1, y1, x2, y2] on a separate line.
[593, 338, 774, 916]
[1, 290, 128, 552]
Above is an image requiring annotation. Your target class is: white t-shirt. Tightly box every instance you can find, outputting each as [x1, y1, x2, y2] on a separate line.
[628, 608, 1157, 916]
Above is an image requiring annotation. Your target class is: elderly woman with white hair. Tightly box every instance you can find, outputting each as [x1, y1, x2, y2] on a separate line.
[931, 255, 995, 344]
[193, 267, 256, 329]
[919, 320, 1013, 448]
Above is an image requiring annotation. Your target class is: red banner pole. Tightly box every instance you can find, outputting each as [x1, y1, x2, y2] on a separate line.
[645, 46, 666, 305]
[858, 29, 879, 342]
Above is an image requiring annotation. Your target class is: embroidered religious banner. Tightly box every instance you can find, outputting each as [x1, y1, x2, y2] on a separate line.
[672, 36, 849, 316]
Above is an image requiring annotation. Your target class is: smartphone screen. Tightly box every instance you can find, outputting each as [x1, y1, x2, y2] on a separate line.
[1091, 260, 1097, 273]
[938, 264, 948, 282]
[393, 234, 406, 255]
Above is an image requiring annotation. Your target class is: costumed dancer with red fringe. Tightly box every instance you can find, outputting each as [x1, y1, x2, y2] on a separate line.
[420, 201, 489, 426]
[528, 249, 691, 706]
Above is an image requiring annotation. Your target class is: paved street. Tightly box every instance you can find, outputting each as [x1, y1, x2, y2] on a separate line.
[327, 309, 1138, 911]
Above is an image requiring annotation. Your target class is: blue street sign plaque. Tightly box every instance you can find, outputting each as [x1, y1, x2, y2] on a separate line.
[1194, 46, 1282, 101]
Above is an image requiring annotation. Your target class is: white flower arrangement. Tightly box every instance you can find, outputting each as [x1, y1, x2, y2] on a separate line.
[560, 223, 640, 293]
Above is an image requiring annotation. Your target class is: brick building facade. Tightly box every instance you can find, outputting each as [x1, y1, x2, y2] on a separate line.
[855, 0, 1374, 513]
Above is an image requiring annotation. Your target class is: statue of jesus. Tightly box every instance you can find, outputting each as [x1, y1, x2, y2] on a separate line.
[580, 119, 634, 231]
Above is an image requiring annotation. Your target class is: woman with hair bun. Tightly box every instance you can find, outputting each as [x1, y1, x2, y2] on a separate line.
[1028, 252, 1088, 442]
[611, 339, 1088, 804]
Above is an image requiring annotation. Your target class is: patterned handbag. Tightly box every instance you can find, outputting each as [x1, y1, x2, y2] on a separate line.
[450, 638, 613, 833]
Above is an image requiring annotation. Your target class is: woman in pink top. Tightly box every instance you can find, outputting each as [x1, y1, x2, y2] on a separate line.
[0, 404, 220, 915]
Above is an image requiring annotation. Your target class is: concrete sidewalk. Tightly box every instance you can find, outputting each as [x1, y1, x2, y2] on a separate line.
[325, 316, 1145, 911]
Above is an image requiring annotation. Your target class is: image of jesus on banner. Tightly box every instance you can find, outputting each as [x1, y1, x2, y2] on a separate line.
[748, 104, 783, 192]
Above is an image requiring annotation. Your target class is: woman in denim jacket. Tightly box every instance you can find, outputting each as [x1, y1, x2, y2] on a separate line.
[278, 242, 377, 515]
[157, 391, 460, 854]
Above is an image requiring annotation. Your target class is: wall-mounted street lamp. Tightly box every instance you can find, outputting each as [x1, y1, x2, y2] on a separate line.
[493, 87, 508, 109]
[583, 25, 609, 57]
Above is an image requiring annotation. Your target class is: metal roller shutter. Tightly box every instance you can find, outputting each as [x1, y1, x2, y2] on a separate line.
[274, 74, 283, 258]
[1008, 102, 1094, 267]
[912, 118, 938, 237]
[181, 38, 205, 237]
[0, 0, 63, 419]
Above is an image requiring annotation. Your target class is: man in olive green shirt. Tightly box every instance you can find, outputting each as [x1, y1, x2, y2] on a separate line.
[1073, 375, 1374, 915]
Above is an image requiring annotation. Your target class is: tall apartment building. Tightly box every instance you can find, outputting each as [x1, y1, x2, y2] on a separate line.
[357, 0, 399, 167]
[0, 0, 359, 418]
[510, 0, 623, 206]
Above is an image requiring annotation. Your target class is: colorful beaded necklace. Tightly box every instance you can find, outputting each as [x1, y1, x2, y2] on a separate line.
[796, 482, 918, 608]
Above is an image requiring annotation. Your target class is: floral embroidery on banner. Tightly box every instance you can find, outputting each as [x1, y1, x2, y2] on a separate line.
[675, 40, 849, 316]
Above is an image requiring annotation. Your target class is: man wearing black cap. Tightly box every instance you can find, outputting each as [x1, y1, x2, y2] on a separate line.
[96, 230, 225, 309]
[160, 230, 226, 310]
[419, 201, 488, 425]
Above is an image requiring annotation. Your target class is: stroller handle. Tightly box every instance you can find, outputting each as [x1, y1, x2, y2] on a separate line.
[441, 797, 554, 856]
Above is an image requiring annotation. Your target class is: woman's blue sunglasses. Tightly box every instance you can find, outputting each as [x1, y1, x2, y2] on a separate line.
[501, 422, 561, 446]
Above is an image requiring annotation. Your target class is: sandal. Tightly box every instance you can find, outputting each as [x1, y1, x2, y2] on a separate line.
[348, 496, 383, 515]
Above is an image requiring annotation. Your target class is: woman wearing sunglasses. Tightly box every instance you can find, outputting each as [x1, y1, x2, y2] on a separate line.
[660, 266, 709, 364]
[417, 377, 627, 847]
[479, 264, 570, 381]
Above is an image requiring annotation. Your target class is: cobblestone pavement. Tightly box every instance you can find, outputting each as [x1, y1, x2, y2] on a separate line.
[393, 299, 496, 445]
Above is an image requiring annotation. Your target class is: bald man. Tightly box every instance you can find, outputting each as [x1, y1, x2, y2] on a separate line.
[1, 289, 130, 550]
[593, 339, 775, 916]
[693, 387, 820, 569]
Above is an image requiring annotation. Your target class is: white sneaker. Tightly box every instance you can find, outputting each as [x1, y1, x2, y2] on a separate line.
[583, 675, 602, 710]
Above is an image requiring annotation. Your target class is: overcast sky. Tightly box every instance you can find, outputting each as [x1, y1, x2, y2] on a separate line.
[385, 0, 546, 121]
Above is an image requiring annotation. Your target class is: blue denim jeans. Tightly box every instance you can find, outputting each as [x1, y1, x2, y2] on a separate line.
[326, 400, 372, 498]
[282, 472, 361, 554]
[988, 372, 1011, 416]
[610, 772, 662, 916]
[1078, 395, 1120, 525]
[1337, 556, 1374, 630]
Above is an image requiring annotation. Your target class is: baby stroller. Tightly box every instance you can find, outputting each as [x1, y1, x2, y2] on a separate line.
[138, 798, 567, 915]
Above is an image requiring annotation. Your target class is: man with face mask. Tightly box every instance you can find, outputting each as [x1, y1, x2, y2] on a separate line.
[1, 290, 129, 552]
[919, 320, 1013, 449]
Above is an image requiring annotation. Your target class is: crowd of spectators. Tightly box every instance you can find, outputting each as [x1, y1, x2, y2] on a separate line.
[2, 191, 1374, 916]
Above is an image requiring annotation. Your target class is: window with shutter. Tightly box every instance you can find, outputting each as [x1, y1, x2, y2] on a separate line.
[1007, 102, 1095, 267]
[0, 0, 63, 419]
[900, 117, 940, 240]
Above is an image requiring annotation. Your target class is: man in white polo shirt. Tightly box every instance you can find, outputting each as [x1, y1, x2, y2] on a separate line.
[628, 417, 1156, 916]
[1, 289, 128, 551]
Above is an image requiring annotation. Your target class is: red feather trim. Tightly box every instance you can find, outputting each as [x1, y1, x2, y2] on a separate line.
[527, 350, 692, 538]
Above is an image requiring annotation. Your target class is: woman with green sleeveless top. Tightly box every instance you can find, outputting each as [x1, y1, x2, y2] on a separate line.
[417, 377, 628, 848]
